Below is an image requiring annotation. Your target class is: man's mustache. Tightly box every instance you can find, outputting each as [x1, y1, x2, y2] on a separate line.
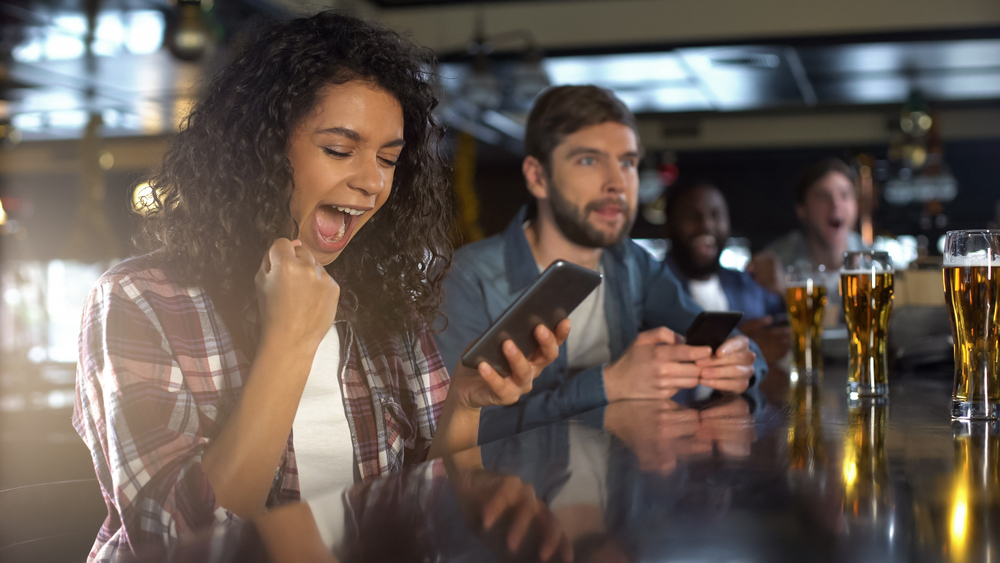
[584, 198, 630, 215]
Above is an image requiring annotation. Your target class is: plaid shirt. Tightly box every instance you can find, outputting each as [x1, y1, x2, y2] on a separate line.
[72, 254, 451, 562]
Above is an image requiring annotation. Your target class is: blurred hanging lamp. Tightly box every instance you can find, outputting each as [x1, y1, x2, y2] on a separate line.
[166, 0, 209, 62]
[64, 4, 120, 262]
[461, 13, 502, 111]
[508, 44, 550, 110]
[883, 90, 957, 207]
[64, 113, 121, 262]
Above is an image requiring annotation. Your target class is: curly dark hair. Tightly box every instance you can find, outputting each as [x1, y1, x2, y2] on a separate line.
[138, 11, 453, 340]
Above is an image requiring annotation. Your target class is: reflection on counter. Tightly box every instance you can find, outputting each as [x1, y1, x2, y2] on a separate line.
[787, 369, 826, 480]
[944, 421, 1000, 563]
[841, 398, 896, 560]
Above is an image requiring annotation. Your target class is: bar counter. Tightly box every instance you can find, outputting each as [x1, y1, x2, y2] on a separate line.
[159, 364, 997, 563]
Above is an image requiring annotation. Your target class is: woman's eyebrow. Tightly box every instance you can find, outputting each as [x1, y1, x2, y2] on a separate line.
[317, 127, 404, 149]
[316, 126, 361, 141]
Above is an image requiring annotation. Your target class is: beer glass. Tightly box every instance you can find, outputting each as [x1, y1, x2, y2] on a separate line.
[944, 230, 1000, 420]
[786, 264, 828, 374]
[841, 251, 894, 398]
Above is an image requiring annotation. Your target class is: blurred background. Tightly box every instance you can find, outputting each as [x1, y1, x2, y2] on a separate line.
[0, 0, 998, 560]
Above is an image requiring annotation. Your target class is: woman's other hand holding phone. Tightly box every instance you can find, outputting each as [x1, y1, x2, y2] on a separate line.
[429, 320, 570, 459]
[453, 319, 570, 411]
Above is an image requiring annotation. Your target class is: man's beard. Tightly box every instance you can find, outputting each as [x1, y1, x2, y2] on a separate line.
[670, 238, 723, 279]
[547, 180, 635, 249]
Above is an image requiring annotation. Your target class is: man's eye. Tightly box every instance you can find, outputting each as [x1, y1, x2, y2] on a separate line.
[621, 159, 637, 169]
[580, 156, 596, 165]
[323, 148, 350, 158]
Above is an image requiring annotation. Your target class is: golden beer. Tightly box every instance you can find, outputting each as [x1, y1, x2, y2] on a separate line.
[786, 282, 827, 372]
[945, 266, 1000, 418]
[841, 272, 894, 397]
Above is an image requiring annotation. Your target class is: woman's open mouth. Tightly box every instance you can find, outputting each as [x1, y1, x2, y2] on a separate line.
[312, 204, 365, 253]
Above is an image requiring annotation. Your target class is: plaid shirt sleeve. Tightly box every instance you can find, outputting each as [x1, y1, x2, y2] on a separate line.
[406, 326, 451, 465]
[73, 267, 240, 561]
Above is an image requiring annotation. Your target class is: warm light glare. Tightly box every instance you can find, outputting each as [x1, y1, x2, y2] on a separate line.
[98, 150, 115, 170]
[843, 459, 858, 487]
[132, 183, 159, 215]
[0, 199, 6, 226]
[951, 484, 969, 552]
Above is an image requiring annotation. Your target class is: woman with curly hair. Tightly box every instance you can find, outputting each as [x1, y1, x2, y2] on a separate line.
[72, 11, 568, 560]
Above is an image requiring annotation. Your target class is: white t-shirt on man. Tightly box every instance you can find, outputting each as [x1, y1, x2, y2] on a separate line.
[688, 275, 730, 313]
[537, 262, 612, 371]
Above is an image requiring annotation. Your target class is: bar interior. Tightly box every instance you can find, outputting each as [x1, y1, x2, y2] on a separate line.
[1, 1, 999, 562]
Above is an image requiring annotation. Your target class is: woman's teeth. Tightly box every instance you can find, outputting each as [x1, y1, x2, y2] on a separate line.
[331, 217, 347, 242]
[334, 205, 365, 216]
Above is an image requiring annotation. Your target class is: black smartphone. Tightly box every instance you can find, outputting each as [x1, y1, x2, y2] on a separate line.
[461, 260, 603, 376]
[685, 311, 744, 352]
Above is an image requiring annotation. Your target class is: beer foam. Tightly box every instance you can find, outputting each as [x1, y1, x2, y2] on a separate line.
[840, 268, 893, 274]
[943, 251, 1000, 267]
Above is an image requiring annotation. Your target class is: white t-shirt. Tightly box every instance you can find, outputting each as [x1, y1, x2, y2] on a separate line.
[538, 262, 612, 372]
[549, 424, 610, 511]
[293, 324, 356, 500]
[688, 275, 730, 313]
[687, 275, 728, 401]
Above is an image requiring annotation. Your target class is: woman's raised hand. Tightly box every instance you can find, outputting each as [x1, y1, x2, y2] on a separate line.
[452, 320, 571, 411]
[255, 238, 340, 350]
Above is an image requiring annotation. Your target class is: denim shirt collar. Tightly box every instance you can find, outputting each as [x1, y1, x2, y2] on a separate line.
[501, 205, 631, 360]
[502, 206, 543, 293]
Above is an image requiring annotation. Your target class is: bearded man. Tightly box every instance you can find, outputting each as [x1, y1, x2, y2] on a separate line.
[435, 86, 765, 443]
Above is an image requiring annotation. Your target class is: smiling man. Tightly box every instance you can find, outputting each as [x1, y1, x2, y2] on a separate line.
[436, 86, 766, 443]
[663, 179, 789, 364]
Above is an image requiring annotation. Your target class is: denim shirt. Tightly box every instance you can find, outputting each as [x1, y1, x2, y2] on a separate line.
[435, 206, 768, 444]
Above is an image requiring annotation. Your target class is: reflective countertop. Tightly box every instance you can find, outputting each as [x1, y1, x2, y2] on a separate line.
[166, 365, 999, 563]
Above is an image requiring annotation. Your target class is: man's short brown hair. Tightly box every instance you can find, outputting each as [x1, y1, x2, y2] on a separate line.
[794, 158, 857, 204]
[524, 85, 639, 171]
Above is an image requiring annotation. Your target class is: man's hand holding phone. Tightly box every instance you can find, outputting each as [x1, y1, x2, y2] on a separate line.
[602, 327, 712, 401]
[695, 335, 757, 394]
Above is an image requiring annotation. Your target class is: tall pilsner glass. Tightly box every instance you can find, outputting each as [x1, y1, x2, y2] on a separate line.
[841, 251, 894, 398]
[944, 230, 1000, 420]
[786, 264, 828, 374]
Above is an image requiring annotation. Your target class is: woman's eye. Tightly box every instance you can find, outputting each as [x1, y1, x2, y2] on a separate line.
[380, 156, 401, 167]
[323, 148, 351, 158]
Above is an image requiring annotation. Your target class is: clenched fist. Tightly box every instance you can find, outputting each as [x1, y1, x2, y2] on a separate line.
[255, 238, 340, 351]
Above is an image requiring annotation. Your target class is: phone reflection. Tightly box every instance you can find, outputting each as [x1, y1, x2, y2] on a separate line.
[944, 421, 1000, 563]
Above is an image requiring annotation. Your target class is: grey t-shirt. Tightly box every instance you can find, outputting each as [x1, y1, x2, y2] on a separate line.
[538, 262, 611, 372]
[765, 229, 868, 324]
